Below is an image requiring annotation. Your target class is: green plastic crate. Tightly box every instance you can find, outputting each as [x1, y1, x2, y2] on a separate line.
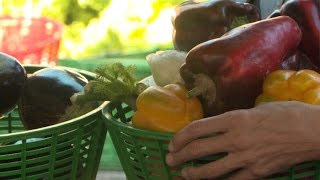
[103, 101, 320, 180]
[0, 65, 108, 180]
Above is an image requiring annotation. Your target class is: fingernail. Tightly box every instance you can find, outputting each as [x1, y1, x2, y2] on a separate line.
[166, 154, 174, 166]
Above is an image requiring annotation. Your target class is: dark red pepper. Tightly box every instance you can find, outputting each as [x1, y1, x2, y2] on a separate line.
[172, 0, 260, 52]
[180, 16, 302, 117]
[279, 0, 320, 67]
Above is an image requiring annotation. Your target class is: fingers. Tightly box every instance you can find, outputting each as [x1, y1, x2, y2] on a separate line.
[166, 135, 231, 166]
[169, 110, 249, 153]
[180, 153, 244, 180]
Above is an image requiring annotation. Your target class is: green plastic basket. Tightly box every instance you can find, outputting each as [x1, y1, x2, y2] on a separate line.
[103, 101, 320, 180]
[0, 65, 108, 180]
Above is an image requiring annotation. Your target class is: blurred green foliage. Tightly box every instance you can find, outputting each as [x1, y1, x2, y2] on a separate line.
[1, 0, 185, 59]
[42, 0, 109, 25]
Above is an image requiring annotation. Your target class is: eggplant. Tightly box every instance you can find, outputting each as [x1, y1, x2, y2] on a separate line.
[0, 53, 26, 116]
[18, 67, 88, 129]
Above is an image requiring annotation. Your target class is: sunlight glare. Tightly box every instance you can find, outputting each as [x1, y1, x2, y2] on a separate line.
[146, 8, 174, 44]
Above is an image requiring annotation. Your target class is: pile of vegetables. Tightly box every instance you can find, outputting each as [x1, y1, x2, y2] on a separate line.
[1, 0, 319, 134]
[71, 0, 320, 133]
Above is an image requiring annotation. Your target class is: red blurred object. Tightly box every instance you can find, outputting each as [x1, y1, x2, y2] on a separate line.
[0, 16, 63, 65]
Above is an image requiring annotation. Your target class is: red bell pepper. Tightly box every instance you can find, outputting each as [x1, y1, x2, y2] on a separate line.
[172, 0, 260, 52]
[180, 16, 302, 116]
[279, 0, 320, 67]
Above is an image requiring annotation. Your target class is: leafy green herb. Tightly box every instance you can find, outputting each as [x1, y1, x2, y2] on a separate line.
[71, 62, 147, 110]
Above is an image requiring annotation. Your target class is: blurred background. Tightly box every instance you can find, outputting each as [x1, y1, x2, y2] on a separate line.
[0, 0, 186, 62]
[0, 0, 282, 66]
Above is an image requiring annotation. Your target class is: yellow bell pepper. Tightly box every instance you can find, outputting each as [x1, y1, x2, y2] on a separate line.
[256, 69, 320, 105]
[132, 83, 203, 133]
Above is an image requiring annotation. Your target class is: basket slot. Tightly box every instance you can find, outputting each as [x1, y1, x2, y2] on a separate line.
[0, 160, 21, 170]
[54, 156, 73, 168]
[80, 145, 90, 155]
[83, 119, 98, 130]
[144, 157, 163, 165]
[290, 161, 320, 179]
[25, 172, 50, 180]
[126, 150, 139, 160]
[25, 146, 51, 157]
[128, 158, 142, 169]
[55, 148, 74, 160]
[294, 161, 318, 170]
[0, 151, 21, 161]
[26, 155, 50, 166]
[0, 168, 22, 177]
[53, 165, 73, 179]
[123, 142, 134, 150]
[147, 165, 180, 176]
[79, 143, 90, 154]
[80, 134, 92, 147]
[25, 164, 50, 177]
[0, 174, 21, 180]
[120, 133, 134, 142]
[112, 104, 133, 123]
[137, 140, 167, 149]
[56, 139, 76, 149]
[79, 141, 90, 151]
[0, 144, 24, 153]
[82, 129, 94, 139]
[131, 168, 144, 178]
[140, 148, 161, 157]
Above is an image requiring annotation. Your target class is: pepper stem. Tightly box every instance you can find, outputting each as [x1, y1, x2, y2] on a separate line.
[187, 86, 204, 98]
[187, 73, 217, 105]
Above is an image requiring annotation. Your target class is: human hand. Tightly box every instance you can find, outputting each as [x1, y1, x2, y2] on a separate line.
[166, 101, 320, 180]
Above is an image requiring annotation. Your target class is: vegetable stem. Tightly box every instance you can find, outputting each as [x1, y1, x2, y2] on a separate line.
[188, 74, 217, 105]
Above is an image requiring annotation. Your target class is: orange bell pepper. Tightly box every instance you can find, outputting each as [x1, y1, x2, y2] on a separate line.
[256, 69, 320, 105]
[132, 83, 203, 133]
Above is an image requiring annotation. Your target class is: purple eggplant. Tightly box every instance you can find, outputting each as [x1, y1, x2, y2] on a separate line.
[18, 67, 88, 129]
[0, 53, 26, 116]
